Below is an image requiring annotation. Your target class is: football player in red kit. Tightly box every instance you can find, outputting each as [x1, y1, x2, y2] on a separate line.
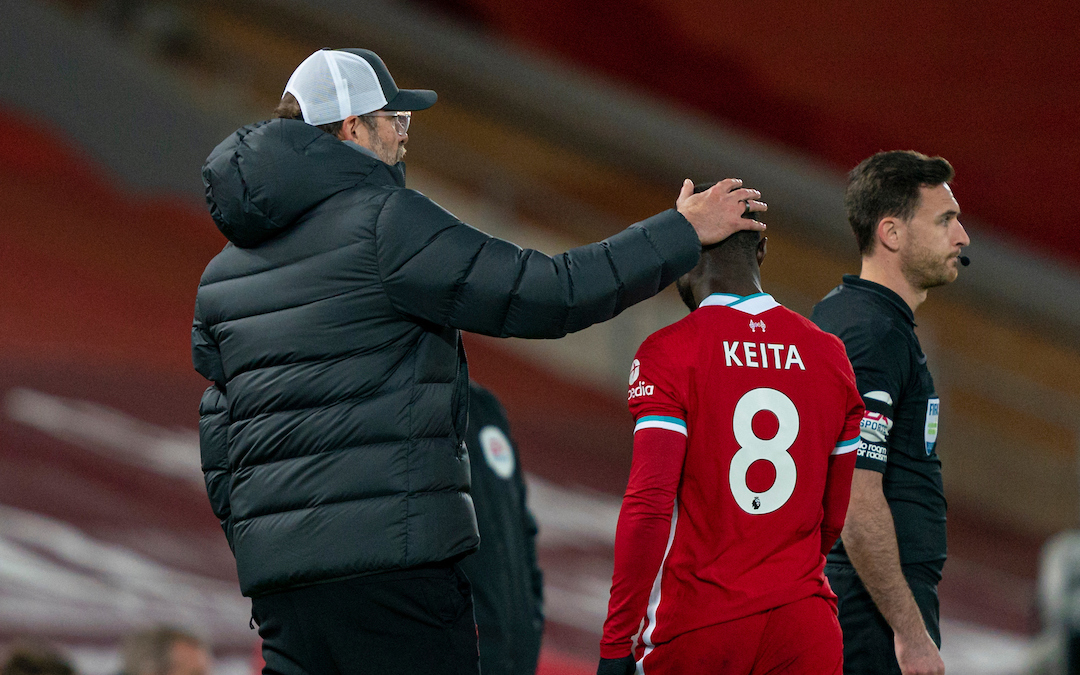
[599, 196, 864, 675]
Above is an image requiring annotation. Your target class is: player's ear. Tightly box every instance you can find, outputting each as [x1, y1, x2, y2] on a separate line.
[757, 236, 767, 267]
[876, 217, 901, 253]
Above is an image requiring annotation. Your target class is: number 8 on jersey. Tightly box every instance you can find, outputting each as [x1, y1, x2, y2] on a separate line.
[730, 388, 799, 515]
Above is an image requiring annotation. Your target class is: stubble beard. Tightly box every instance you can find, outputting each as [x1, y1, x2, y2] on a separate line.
[901, 245, 958, 291]
[370, 132, 406, 165]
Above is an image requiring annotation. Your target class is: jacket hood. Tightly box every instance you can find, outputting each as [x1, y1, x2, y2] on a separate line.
[202, 118, 404, 247]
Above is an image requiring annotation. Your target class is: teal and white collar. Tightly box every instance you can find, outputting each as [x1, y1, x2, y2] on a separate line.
[698, 292, 780, 316]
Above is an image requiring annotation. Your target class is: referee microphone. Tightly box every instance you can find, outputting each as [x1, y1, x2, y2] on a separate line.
[958, 254, 971, 266]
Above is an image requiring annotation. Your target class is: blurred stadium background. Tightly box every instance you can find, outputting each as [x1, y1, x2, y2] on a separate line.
[1, 0, 1078, 672]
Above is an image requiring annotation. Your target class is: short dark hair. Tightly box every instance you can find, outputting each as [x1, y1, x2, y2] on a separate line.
[273, 92, 377, 138]
[846, 151, 954, 255]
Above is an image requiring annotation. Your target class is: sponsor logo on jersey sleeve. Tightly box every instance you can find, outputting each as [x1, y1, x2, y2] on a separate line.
[858, 439, 888, 463]
[858, 410, 891, 463]
[627, 358, 657, 399]
[860, 411, 893, 443]
[478, 425, 516, 479]
[924, 397, 940, 455]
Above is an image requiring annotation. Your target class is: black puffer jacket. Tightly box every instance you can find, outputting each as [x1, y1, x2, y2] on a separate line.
[192, 119, 699, 597]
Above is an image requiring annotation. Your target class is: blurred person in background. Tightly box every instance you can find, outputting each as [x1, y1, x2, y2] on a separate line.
[193, 46, 766, 674]
[810, 151, 970, 675]
[598, 190, 863, 675]
[120, 627, 210, 675]
[1, 642, 75, 675]
[462, 381, 544, 675]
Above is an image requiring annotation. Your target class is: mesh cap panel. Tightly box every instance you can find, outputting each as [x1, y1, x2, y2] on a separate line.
[284, 50, 388, 126]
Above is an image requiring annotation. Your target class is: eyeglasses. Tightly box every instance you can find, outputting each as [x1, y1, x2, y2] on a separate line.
[363, 111, 411, 135]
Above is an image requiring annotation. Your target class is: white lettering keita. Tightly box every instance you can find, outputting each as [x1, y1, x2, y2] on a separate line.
[722, 341, 805, 370]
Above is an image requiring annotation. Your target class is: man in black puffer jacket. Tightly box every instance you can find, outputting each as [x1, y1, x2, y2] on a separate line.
[193, 48, 767, 674]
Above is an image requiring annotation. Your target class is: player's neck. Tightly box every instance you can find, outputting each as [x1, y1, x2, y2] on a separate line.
[858, 258, 927, 313]
[696, 277, 763, 305]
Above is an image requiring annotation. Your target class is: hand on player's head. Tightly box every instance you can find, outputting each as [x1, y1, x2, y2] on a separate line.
[676, 178, 767, 247]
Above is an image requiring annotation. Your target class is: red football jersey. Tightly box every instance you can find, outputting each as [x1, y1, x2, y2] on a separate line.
[601, 293, 864, 661]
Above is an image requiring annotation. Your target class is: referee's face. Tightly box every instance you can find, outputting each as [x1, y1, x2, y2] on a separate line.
[900, 183, 969, 289]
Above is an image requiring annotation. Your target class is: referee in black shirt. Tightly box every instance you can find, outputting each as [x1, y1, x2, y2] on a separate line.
[462, 382, 544, 675]
[811, 151, 969, 675]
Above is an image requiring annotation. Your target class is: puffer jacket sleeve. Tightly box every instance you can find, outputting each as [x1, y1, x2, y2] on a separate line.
[375, 189, 700, 338]
[199, 383, 234, 553]
[192, 297, 225, 385]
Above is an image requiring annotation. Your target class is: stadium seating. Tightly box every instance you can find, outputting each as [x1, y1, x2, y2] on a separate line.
[3, 1, 1074, 671]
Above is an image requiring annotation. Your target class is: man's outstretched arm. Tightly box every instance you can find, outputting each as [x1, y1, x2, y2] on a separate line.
[377, 180, 765, 339]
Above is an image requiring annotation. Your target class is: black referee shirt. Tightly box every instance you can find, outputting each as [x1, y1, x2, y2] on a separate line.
[460, 382, 544, 675]
[811, 275, 946, 574]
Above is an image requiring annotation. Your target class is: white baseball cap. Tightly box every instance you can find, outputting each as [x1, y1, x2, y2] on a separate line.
[283, 49, 437, 126]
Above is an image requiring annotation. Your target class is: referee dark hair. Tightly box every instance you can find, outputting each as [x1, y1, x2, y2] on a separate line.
[810, 150, 970, 675]
[846, 152, 956, 256]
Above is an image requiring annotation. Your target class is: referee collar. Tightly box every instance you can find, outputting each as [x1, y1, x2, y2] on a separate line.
[840, 274, 916, 326]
